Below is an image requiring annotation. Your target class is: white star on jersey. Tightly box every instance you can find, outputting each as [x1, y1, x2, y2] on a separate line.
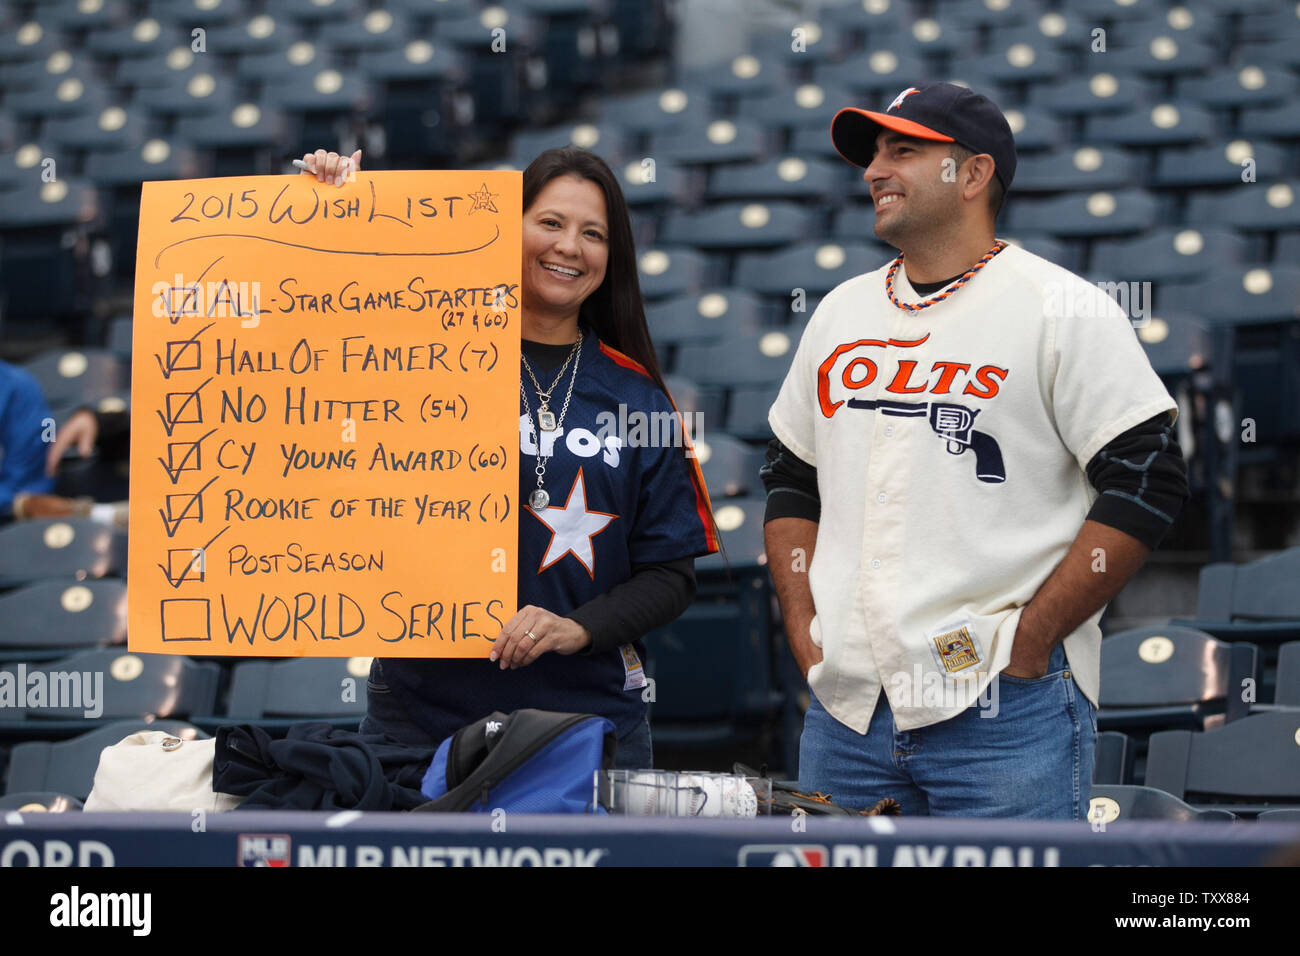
[527, 467, 618, 577]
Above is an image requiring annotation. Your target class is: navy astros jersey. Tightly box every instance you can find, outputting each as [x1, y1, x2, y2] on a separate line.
[381, 328, 717, 742]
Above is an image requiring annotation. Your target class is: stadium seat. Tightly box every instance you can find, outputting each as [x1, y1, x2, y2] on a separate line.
[659, 201, 814, 250]
[950, 40, 1070, 85]
[1238, 5, 1300, 42]
[645, 289, 766, 349]
[0, 579, 128, 662]
[1092, 730, 1135, 785]
[1088, 785, 1237, 823]
[734, 83, 857, 135]
[996, 104, 1067, 152]
[1028, 70, 1156, 116]
[1184, 183, 1300, 233]
[46, 104, 149, 153]
[1089, 228, 1249, 283]
[683, 52, 787, 104]
[1153, 141, 1287, 188]
[812, 49, 933, 96]
[3, 719, 208, 801]
[1001, 235, 1076, 270]
[202, 11, 304, 57]
[1120, 7, 1223, 48]
[602, 86, 714, 136]
[130, 70, 240, 119]
[233, 40, 338, 84]
[190, 657, 370, 733]
[706, 156, 843, 203]
[1087, 102, 1215, 147]
[725, 383, 781, 441]
[1175, 548, 1300, 646]
[0, 791, 83, 812]
[36, 0, 118, 33]
[0, 650, 221, 739]
[1144, 711, 1300, 816]
[1097, 626, 1257, 734]
[0, 520, 120, 588]
[1161, 265, 1300, 323]
[694, 432, 765, 499]
[1272, 642, 1300, 708]
[1005, 189, 1157, 237]
[615, 158, 694, 209]
[650, 118, 769, 168]
[1011, 145, 1139, 193]
[1181, 65, 1297, 110]
[274, 0, 365, 24]
[734, 240, 890, 297]
[1105, 36, 1217, 78]
[937, 0, 1037, 31]
[674, 327, 798, 388]
[21, 348, 126, 411]
[317, 8, 410, 53]
[636, 246, 714, 300]
[1257, 808, 1300, 822]
[1239, 100, 1300, 139]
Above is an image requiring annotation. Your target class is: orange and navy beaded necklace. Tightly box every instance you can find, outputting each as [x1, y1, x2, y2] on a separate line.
[884, 239, 1008, 312]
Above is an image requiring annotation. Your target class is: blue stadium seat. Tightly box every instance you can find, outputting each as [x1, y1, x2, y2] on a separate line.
[706, 155, 842, 202]
[203, 11, 305, 57]
[1239, 100, 1300, 139]
[695, 432, 764, 499]
[734, 82, 857, 136]
[37, 0, 120, 34]
[1184, 182, 1300, 232]
[175, 102, 291, 176]
[131, 70, 240, 119]
[0, 650, 221, 739]
[1098, 626, 1257, 734]
[192, 657, 371, 732]
[46, 104, 149, 153]
[1087, 101, 1215, 147]
[233, 39, 338, 84]
[1238, 5, 1300, 42]
[813, 49, 932, 96]
[1105, 35, 1217, 78]
[1154, 140, 1287, 188]
[4, 719, 208, 800]
[937, 0, 1038, 31]
[0, 179, 102, 325]
[1028, 70, 1156, 116]
[1273, 641, 1300, 707]
[1005, 189, 1158, 237]
[1087, 785, 1237, 822]
[510, 124, 630, 169]
[615, 157, 694, 209]
[1011, 145, 1140, 193]
[683, 52, 788, 103]
[274, 0, 365, 24]
[649, 117, 768, 167]
[674, 326, 798, 388]
[601, 86, 714, 136]
[1181, 65, 1298, 110]
[734, 240, 890, 296]
[146, 0, 250, 27]
[1092, 730, 1135, 785]
[950, 39, 1070, 85]
[22, 348, 126, 410]
[1145, 710, 1300, 815]
[86, 15, 183, 61]
[6, 69, 107, 120]
[660, 201, 814, 250]
[1175, 548, 1300, 646]
[1121, 7, 1224, 47]
[747, 14, 851, 65]
[646, 289, 766, 349]
[724, 382, 781, 441]
[0, 19, 63, 64]
[1161, 265, 1300, 323]
[1089, 228, 1249, 282]
[1000, 235, 1075, 270]
[636, 246, 713, 300]
[360, 41, 470, 166]
[317, 7, 410, 53]
[0, 579, 127, 662]
[1130, 309, 1216, 376]
[996, 104, 1067, 152]
[0, 520, 120, 588]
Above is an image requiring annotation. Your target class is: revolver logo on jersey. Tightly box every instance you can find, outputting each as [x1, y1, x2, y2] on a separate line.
[818, 335, 1008, 483]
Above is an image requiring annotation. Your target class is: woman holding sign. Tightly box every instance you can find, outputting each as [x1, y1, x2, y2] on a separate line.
[301, 146, 719, 769]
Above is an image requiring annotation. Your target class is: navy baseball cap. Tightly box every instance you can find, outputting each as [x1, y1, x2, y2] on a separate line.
[831, 83, 1017, 192]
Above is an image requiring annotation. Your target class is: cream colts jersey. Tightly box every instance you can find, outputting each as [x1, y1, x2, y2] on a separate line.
[768, 241, 1177, 733]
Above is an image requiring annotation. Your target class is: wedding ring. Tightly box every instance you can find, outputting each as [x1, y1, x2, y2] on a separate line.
[525, 630, 538, 643]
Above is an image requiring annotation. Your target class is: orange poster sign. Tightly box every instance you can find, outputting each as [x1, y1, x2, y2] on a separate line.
[128, 170, 521, 657]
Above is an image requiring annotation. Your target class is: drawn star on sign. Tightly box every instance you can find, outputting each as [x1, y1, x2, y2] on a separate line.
[468, 182, 499, 214]
[527, 467, 618, 578]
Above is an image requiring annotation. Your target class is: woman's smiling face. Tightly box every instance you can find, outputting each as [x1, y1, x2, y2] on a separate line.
[520, 174, 609, 323]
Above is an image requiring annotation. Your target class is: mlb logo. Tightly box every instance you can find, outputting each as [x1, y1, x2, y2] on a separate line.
[238, 834, 291, 867]
[738, 845, 828, 867]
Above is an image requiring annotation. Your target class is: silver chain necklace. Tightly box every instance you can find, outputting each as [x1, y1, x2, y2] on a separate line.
[520, 330, 583, 510]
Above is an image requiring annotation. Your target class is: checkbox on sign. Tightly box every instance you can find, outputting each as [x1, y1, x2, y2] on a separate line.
[160, 598, 211, 642]
[164, 339, 201, 373]
[164, 547, 205, 585]
[164, 389, 204, 427]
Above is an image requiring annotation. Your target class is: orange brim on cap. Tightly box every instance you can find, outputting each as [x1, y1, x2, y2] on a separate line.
[831, 107, 955, 168]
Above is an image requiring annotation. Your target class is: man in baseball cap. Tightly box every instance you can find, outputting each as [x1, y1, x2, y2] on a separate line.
[827, 81, 1017, 283]
[761, 81, 1189, 819]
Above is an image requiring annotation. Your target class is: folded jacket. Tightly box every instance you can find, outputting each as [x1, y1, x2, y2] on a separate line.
[214, 722, 439, 811]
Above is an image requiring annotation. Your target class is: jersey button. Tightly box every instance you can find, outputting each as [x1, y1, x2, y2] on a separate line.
[870, 559, 882, 569]
[884, 426, 895, 437]
[876, 492, 887, 503]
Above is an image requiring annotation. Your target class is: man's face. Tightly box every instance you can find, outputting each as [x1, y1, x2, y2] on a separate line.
[861, 130, 961, 248]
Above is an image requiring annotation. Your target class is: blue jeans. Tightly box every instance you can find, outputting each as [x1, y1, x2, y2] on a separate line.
[798, 644, 1097, 819]
[360, 660, 653, 772]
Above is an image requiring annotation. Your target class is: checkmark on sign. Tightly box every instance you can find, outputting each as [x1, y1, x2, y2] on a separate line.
[157, 524, 229, 587]
[155, 377, 213, 437]
[158, 475, 219, 538]
[154, 322, 213, 380]
[157, 428, 217, 484]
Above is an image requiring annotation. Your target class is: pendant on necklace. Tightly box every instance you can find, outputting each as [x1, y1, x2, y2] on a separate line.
[537, 408, 557, 431]
[529, 489, 550, 510]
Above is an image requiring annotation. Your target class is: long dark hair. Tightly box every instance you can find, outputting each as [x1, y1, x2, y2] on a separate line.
[522, 146, 720, 552]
